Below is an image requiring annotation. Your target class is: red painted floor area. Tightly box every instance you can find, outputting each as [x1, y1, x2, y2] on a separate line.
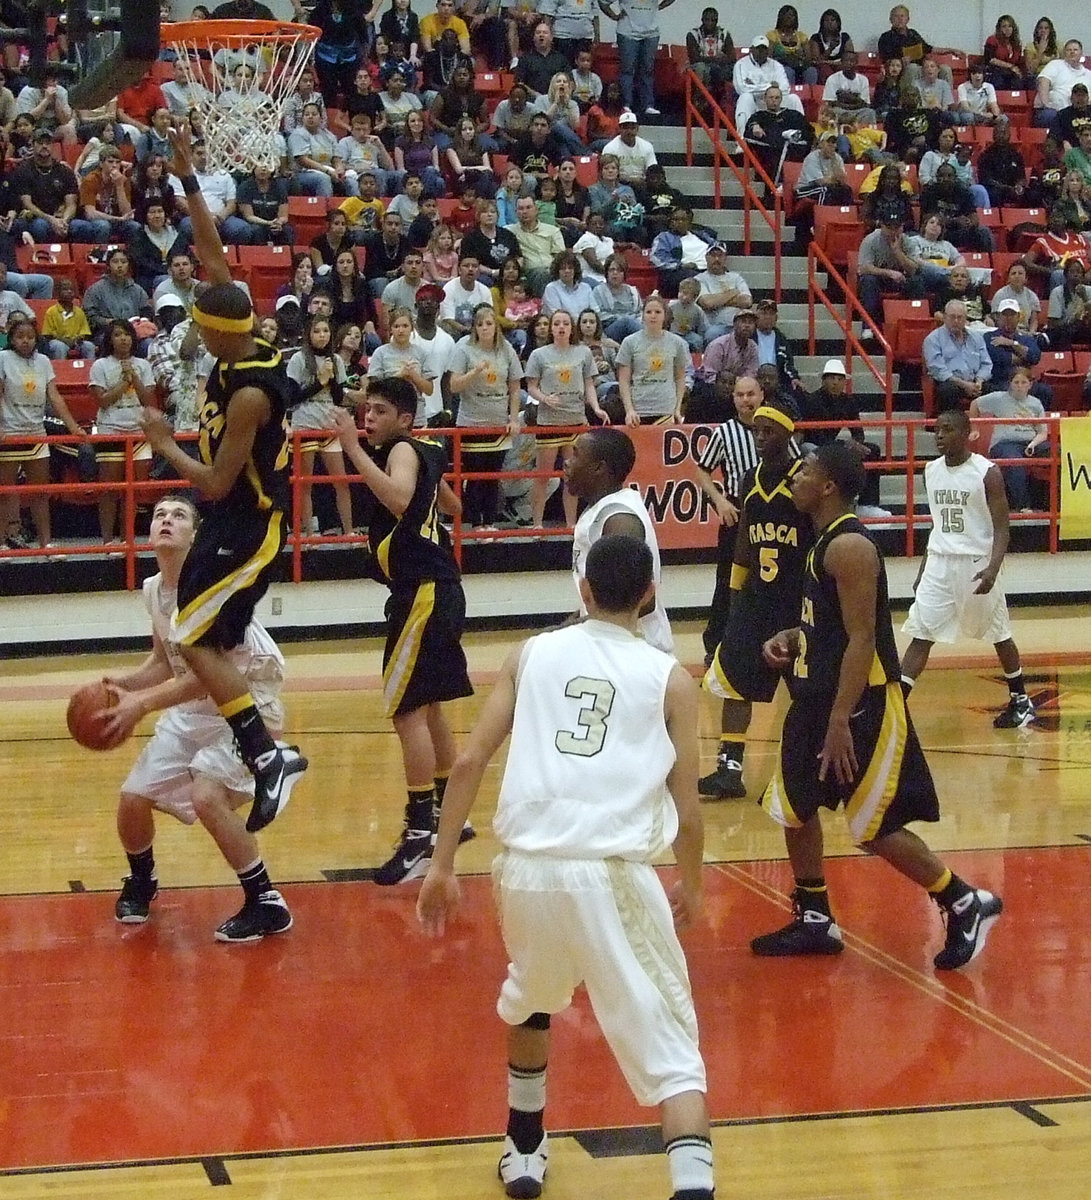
[1, 850, 1088, 1171]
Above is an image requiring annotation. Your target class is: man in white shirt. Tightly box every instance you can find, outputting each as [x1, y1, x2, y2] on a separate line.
[821, 50, 876, 125]
[439, 253, 494, 338]
[410, 284, 456, 420]
[955, 62, 1002, 125]
[602, 111, 658, 189]
[169, 141, 253, 244]
[572, 212, 615, 286]
[1037, 39, 1091, 129]
[693, 243, 752, 342]
[732, 36, 794, 129]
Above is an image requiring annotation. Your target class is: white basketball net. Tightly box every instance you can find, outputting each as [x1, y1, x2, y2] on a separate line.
[165, 22, 320, 174]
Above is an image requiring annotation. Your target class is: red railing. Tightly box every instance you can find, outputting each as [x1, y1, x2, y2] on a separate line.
[807, 241, 896, 456]
[0, 417, 1065, 584]
[683, 70, 782, 301]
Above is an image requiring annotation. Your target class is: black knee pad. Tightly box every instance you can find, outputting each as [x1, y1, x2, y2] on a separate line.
[521, 1012, 551, 1031]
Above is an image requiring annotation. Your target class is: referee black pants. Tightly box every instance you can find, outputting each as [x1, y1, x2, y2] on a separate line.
[703, 517, 739, 659]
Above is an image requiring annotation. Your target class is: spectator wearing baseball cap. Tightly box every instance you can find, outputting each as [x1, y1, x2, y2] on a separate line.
[984, 297, 1049, 397]
[753, 298, 806, 394]
[797, 358, 890, 515]
[601, 113, 658, 195]
[1055, 82, 1091, 150]
[731, 34, 796, 130]
[693, 242, 753, 343]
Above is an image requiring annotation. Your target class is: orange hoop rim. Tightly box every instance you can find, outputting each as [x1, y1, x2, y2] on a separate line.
[163, 19, 322, 46]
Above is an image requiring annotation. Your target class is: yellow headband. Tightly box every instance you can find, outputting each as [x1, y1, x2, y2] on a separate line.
[192, 307, 254, 334]
[754, 405, 796, 433]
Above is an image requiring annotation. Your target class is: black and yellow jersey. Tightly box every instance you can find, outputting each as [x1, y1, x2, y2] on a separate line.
[736, 456, 814, 628]
[199, 339, 292, 514]
[369, 434, 461, 588]
[791, 514, 901, 698]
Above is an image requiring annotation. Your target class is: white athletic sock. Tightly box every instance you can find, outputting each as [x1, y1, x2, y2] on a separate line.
[666, 1134, 714, 1195]
[508, 1064, 546, 1114]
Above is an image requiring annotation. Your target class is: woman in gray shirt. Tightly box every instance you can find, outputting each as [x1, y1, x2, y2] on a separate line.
[617, 295, 690, 424]
[449, 304, 523, 528]
[524, 309, 607, 527]
[0, 316, 85, 551]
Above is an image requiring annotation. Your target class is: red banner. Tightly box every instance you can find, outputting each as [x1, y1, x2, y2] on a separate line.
[625, 423, 723, 550]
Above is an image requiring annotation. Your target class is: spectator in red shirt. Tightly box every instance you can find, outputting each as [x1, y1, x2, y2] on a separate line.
[117, 74, 169, 137]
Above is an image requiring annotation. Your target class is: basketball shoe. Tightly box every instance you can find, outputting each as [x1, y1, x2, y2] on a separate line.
[374, 826, 433, 886]
[115, 875, 158, 924]
[246, 746, 309, 832]
[698, 758, 746, 800]
[933, 888, 1003, 970]
[993, 694, 1036, 729]
[750, 889, 845, 956]
[214, 889, 293, 943]
[498, 1133, 548, 1199]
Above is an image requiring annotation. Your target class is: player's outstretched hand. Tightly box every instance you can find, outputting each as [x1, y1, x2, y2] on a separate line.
[669, 879, 702, 931]
[166, 123, 195, 179]
[139, 407, 174, 452]
[330, 406, 361, 451]
[417, 866, 461, 937]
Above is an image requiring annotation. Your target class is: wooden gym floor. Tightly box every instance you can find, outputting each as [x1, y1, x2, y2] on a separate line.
[2, 609, 1091, 1199]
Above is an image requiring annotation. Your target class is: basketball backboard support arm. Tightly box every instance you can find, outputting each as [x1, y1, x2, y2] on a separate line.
[0, 1, 80, 83]
[67, 0, 160, 110]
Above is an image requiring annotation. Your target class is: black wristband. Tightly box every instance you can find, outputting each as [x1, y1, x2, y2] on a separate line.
[179, 174, 201, 196]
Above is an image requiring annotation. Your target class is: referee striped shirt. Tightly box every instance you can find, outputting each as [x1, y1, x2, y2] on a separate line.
[696, 418, 758, 502]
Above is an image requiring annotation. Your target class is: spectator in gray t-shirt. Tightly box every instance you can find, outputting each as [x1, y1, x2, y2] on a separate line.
[616, 298, 691, 423]
[856, 217, 931, 331]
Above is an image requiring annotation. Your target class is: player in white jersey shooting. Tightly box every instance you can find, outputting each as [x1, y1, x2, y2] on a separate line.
[901, 408, 1036, 729]
[100, 495, 293, 942]
[417, 535, 713, 1200]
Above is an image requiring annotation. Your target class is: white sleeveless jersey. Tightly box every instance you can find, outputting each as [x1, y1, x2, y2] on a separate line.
[923, 452, 995, 558]
[493, 621, 678, 860]
[144, 573, 285, 726]
[571, 485, 674, 654]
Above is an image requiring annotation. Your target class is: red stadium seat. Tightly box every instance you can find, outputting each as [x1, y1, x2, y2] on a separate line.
[573, 154, 598, 189]
[813, 205, 866, 267]
[883, 298, 934, 365]
[50, 359, 97, 426]
[1000, 207, 1046, 252]
[17, 243, 78, 288]
[287, 195, 333, 244]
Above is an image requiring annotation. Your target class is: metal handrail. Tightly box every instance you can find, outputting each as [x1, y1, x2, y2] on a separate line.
[683, 70, 782, 301]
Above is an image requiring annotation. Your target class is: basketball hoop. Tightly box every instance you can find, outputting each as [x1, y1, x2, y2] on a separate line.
[163, 20, 320, 175]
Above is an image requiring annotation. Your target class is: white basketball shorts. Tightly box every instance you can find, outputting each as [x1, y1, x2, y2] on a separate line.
[493, 851, 707, 1107]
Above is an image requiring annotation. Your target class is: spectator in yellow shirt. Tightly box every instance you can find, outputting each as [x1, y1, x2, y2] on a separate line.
[420, 0, 471, 55]
[43, 278, 96, 360]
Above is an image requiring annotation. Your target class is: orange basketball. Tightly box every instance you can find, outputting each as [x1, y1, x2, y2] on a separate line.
[66, 681, 124, 751]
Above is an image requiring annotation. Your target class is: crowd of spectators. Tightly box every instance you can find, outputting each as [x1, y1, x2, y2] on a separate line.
[2, 3, 1082, 549]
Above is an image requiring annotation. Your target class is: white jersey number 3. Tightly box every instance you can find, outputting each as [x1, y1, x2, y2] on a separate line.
[554, 676, 616, 757]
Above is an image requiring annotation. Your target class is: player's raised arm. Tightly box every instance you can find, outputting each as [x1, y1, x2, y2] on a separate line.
[167, 126, 233, 288]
